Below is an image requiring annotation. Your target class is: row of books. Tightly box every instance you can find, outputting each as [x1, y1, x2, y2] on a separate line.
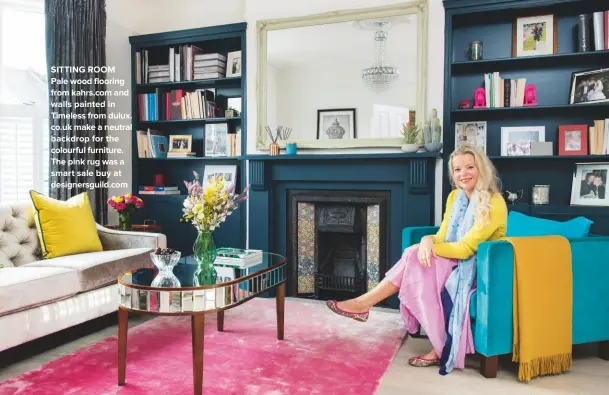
[137, 89, 220, 121]
[135, 47, 228, 84]
[590, 119, 609, 155]
[483, 72, 527, 108]
[578, 11, 609, 52]
[137, 186, 180, 195]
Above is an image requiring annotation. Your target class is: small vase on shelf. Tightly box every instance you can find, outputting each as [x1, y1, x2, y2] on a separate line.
[192, 230, 218, 286]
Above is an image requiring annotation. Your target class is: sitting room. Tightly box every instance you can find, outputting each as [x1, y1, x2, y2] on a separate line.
[0, 0, 608, 394]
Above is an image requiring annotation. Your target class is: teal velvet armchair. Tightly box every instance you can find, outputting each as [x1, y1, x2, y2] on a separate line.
[402, 225, 609, 378]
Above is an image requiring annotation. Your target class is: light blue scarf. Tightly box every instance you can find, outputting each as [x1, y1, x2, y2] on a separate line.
[439, 189, 478, 375]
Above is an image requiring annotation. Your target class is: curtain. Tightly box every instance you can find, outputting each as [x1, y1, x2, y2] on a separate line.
[45, 0, 108, 224]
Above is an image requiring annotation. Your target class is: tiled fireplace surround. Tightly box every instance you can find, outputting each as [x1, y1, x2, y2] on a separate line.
[247, 154, 437, 306]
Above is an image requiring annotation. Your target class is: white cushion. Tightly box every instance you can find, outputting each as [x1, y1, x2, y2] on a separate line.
[0, 267, 80, 315]
[24, 248, 153, 292]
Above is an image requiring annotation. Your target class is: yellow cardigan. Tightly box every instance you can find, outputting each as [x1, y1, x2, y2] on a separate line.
[432, 189, 507, 260]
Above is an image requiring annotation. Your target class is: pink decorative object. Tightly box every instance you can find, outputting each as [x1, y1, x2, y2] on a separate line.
[0, 298, 406, 395]
[523, 84, 538, 106]
[473, 87, 486, 108]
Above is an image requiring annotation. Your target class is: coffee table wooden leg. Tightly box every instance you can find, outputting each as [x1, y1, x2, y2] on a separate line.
[117, 306, 128, 386]
[217, 310, 224, 332]
[276, 282, 285, 340]
[191, 314, 205, 395]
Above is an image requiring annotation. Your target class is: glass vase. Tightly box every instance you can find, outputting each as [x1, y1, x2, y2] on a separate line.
[193, 230, 217, 286]
[119, 213, 132, 231]
[150, 252, 182, 288]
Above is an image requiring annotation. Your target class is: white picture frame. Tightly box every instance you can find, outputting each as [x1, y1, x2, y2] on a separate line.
[455, 121, 487, 153]
[204, 123, 229, 157]
[501, 126, 545, 156]
[570, 162, 609, 206]
[202, 164, 237, 191]
[226, 50, 242, 77]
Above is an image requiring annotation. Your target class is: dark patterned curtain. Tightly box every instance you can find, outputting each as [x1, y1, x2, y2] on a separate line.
[45, 0, 108, 224]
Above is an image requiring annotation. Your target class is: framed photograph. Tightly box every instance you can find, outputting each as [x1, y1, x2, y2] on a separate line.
[558, 124, 588, 155]
[455, 121, 487, 152]
[501, 126, 545, 156]
[570, 162, 609, 206]
[168, 134, 192, 153]
[226, 51, 242, 77]
[569, 68, 609, 104]
[317, 108, 356, 140]
[204, 123, 229, 157]
[512, 14, 557, 57]
[202, 164, 237, 191]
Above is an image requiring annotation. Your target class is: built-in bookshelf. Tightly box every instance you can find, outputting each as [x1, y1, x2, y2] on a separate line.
[443, 0, 609, 235]
[129, 23, 247, 253]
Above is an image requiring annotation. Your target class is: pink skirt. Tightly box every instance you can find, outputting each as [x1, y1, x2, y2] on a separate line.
[384, 245, 475, 369]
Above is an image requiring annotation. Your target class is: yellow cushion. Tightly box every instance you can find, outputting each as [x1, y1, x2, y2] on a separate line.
[29, 190, 103, 259]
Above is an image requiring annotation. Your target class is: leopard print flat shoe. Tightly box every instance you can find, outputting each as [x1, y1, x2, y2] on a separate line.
[408, 355, 441, 367]
[326, 300, 369, 322]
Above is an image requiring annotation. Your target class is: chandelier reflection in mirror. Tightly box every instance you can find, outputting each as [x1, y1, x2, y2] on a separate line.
[359, 20, 400, 93]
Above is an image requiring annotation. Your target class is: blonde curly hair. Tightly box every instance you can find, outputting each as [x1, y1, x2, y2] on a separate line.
[448, 144, 501, 226]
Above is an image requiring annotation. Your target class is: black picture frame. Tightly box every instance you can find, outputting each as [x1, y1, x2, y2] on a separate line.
[316, 108, 357, 140]
[569, 68, 609, 105]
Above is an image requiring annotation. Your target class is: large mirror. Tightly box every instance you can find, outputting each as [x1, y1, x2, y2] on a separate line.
[256, 1, 428, 150]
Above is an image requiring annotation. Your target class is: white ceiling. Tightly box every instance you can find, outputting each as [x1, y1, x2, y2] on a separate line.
[266, 15, 418, 70]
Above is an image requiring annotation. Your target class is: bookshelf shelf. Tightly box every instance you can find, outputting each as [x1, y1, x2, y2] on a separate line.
[135, 76, 241, 90]
[139, 117, 241, 125]
[139, 156, 244, 161]
[451, 49, 609, 73]
[488, 155, 609, 160]
[451, 103, 609, 119]
[443, 0, 609, 236]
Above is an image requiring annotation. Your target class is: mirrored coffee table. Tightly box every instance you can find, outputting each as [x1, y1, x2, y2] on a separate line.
[117, 252, 287, 395]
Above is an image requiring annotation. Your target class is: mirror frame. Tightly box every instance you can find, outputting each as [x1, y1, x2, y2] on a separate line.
[255, 1, 428, 150]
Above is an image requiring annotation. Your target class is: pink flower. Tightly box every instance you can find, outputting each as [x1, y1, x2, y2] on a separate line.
[135, 200, 144, 208]
[115, 202, 126, 211]
[128, 196, 138, 204]
[107, 199, 116, 207]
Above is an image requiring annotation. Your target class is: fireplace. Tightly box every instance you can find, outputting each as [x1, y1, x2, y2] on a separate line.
[286, 190, 388, 301]
[315, 204, 367, 299]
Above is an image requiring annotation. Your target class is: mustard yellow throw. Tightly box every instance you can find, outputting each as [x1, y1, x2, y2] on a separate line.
[505, 236, 572, 382]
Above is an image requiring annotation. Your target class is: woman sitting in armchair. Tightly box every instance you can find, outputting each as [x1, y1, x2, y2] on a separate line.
[326, 144, 508, 374]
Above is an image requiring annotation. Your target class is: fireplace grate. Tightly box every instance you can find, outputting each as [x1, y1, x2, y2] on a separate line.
[314, 273, 364, 292]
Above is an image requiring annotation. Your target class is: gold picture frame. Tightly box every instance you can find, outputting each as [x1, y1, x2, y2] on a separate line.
[512, 14, 558, 58]
[168, 134, 192, 153]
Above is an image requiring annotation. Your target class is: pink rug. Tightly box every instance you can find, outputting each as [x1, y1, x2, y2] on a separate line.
[0, 298, 406, 395]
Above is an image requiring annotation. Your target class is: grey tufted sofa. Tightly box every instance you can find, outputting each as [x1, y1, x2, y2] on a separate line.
[0, 201, 166, 353]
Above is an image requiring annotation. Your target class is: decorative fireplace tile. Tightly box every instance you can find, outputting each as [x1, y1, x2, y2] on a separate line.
[298, 275, 315, 294]
[367, 204, 379, 225]
[297, 203, 315, 294]
[298, 202, 315, 221]
[367, 205, 380, 289]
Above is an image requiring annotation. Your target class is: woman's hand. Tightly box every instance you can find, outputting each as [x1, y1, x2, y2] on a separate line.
[418, 235, 436, 267]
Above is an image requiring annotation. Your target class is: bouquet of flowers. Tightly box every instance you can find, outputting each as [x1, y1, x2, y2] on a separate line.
[107, 194, 144, 230]
[181, 171, 249, 232]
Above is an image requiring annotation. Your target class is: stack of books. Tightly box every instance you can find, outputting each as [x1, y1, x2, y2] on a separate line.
[193, 53, 226, 80]
[214, 248, 263, 268]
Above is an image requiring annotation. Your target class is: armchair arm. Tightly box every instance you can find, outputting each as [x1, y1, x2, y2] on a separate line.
[475, 236, 609, 358]
[402, 226, 439, 250]
[96, 224, 167, 251]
